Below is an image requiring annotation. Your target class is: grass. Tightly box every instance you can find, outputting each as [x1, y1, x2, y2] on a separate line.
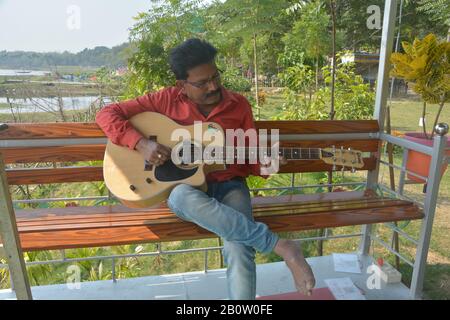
[389, 97, 450, 134]
[0, 110, 89, 123]
[0, 81, 117, 99]
[0, 90, 448, 299]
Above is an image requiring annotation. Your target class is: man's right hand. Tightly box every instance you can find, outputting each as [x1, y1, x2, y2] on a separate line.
[135, 138, 171, 166]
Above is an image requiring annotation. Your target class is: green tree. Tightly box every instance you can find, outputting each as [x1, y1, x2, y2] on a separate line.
[282, 0, 331, 90]
[278, 55, 375, 121]
[417, 0, 450, 41]
[125, 0, 205, 97]
[319, 59, 375, 120]
[212, 0, 290, 118]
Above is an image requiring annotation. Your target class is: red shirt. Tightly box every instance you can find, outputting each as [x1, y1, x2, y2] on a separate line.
[96, 86, 262, 182]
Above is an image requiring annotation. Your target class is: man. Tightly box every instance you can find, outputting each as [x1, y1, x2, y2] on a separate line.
[96, 38, 315, 300]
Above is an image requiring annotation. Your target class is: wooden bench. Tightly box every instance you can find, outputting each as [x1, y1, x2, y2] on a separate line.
[0, 120, 424, 252]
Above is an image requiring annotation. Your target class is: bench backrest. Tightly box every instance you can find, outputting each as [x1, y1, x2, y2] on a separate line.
[0, 120, 380, 186]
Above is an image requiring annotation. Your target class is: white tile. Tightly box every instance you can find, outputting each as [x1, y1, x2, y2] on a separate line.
[256, 261, 296, 297]
[183, 269, 228, 300]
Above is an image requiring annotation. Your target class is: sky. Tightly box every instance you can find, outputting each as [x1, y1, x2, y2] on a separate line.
[0, 0, 153, 53]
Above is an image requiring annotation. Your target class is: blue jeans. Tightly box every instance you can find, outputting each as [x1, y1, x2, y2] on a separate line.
[167, 178, 279, 300]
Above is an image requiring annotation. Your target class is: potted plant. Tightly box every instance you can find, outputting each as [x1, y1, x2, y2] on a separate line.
[390, 33, 450, 183]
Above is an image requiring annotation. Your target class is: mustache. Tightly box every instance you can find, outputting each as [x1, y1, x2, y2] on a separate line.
[205, 89, 221, 98]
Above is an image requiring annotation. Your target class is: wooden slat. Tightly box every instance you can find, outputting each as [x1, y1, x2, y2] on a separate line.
[5, 159, 375, 185]
[0, 123, 104, 140]
[4, 155, 375, 185]
[259, 204, 423, 233]
[0, 141, 377, 165]
[6, 167, 103, 185]
[14, 195, 396, 225]
[278, 156, 376, 173]
[255, 199, 410, 216]
[0, 120, 379, 140]
[256, 120, 379, 134]
[14, 190, 371, 220]
[16, 199, 414, 232]
[15, 202, 170, 219]
[0, 145, 105, 164]
[279, 140, 379, 153]
[15, 204, 423, 251]
[17, 198, 392, 225]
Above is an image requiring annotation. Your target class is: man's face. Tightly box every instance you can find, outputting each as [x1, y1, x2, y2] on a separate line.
[181, 62, 222, 106]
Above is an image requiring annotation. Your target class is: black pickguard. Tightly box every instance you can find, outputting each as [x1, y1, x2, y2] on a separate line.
[154, 159, 198, 181]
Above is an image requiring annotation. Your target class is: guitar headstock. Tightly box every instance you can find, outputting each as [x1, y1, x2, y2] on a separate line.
[321, 146, 364, 170]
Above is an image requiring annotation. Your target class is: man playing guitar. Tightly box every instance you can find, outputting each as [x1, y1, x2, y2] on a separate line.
[96, 38, 315, 299]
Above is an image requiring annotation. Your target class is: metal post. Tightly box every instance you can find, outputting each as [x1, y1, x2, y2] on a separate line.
[371, 0, 399, 133]
[112, 258, 116, 283]
[9, 272, 15, 291]
[410, 124, 448, 299]
[204, 250, 208, 273]
[0, 154, 33, 300]
[398, 148, 409, 195]
[0, 241, 6, 259]
[360, 0, 398, 256]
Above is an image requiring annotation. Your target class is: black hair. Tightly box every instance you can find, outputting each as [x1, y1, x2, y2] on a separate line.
[169, 38, 218, 80]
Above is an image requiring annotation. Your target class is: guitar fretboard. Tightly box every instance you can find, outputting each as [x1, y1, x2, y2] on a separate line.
[228, 147, 322, 160]
[278, 147, 321, 160]
[191, 147, 323, 161]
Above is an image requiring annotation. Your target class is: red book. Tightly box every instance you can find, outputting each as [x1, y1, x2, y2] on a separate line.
[257, 287, 335, 300]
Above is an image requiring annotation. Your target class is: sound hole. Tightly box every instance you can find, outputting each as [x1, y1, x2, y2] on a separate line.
[179, 142, 203, 164]
[154, 159, 198, 181]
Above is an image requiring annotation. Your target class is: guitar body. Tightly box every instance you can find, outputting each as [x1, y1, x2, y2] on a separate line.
[103, 112, 226, 208]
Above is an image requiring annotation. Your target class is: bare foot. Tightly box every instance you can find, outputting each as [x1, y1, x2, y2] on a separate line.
[274, 239, 316, 296]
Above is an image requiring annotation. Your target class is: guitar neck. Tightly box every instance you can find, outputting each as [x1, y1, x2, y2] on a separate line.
[222, 147, 322, 160]
[277, 147, 322, 160]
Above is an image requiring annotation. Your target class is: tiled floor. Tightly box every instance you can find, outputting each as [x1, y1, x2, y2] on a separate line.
[0, 255, 412, 300]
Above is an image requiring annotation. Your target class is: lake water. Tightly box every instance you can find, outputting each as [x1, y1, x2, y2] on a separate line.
[0, 69, 52, 76]
[0, 96, 113, 114]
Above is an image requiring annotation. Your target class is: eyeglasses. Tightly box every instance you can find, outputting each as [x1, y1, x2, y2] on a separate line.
[184, 70, 222, 89]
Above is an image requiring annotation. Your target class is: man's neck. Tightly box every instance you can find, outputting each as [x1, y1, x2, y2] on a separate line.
[197, 104, 216, 117]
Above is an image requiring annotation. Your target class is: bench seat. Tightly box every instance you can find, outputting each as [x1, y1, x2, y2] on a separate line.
[0, 120, 423, 252]
[10, 190, 423, 252]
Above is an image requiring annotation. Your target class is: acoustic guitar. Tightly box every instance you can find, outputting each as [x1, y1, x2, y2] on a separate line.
[103, 112, 364, 208]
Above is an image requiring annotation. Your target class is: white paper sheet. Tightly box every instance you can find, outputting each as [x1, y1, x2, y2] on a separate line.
[332, 253, 362, 274]
[324, 277, 366, 300]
